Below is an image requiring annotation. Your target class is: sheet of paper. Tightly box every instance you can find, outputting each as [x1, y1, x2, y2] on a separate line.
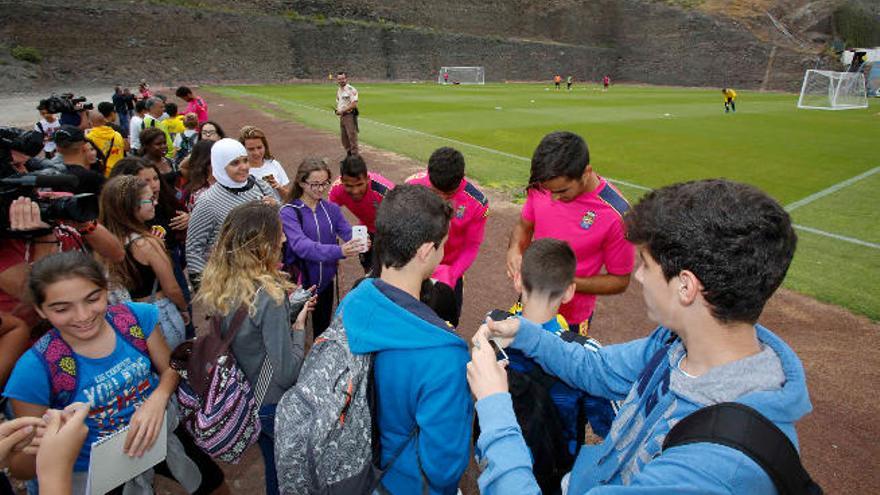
[86, 413, 167, 495]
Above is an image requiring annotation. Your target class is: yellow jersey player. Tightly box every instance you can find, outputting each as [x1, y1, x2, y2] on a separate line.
[722, 88, 737, 113]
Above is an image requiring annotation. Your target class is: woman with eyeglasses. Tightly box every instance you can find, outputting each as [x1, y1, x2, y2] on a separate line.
[281, 157, 365, 338]
[198, 121, 225, 142]
[98, 175, 189, 349]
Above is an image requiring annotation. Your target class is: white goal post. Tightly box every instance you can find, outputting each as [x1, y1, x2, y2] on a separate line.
[797, 69, 868, 110]
[438, 66, 485, 85]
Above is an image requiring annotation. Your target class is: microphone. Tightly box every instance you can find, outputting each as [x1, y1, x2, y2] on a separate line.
[0, 174, 80, 189]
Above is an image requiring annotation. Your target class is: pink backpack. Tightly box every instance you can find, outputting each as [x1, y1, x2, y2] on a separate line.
[170, 307, 267, 463]
[33, 303, 149, 408]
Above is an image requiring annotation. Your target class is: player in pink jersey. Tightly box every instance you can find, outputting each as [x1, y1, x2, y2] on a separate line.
[506, 131, 635, 335]
[328, 154, 395, 273]
[406, 147, 489, 326]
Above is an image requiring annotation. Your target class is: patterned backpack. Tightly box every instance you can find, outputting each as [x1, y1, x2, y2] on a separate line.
[275, 312, 423, 495]
[170, 307, 268, 464]
[33, 303, 150, 408]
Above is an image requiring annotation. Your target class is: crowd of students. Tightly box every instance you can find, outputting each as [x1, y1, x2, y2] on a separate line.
[0, 81, 815, 495]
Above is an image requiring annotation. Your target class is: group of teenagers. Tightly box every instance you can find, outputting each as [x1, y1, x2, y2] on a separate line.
[1, 91, 814, 495]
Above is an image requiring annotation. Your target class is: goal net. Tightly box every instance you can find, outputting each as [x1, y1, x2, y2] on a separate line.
[438, 67, 485, 85]
[797, 69, 868, 110]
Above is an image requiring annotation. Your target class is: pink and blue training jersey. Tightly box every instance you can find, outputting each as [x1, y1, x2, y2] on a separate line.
[406, 172, 489, 288]
[522, 177, 635, 324]
[329, 172, 395, 233]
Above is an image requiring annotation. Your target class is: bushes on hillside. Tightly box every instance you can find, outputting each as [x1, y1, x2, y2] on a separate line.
[11, 45, 42, 63]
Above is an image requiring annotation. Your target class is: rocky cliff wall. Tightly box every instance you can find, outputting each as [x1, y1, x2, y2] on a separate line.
[0, 0, 826, 94]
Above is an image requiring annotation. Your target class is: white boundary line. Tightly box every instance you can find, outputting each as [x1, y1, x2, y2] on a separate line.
[792, 224, 880, 249]
[226, 89, 877, 250]
[785, 166, 880, 212]
[259, 94, 654, 191]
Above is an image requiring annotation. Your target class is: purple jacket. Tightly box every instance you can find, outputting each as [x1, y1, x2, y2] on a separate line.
[280, 199, 352, 293]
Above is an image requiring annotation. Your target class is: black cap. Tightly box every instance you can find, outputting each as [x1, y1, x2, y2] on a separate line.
[53, 125, 86, 146]
[0, 128, 44, 157]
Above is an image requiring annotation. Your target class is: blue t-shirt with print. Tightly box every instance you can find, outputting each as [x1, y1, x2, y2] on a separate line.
[3, 302, 159, 472]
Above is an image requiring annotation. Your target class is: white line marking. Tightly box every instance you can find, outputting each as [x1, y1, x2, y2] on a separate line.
[792, 224, 880, 250]
[785, 166, 880, 212]
[257, 93, 656, 190]
[226, 89, 878, 249]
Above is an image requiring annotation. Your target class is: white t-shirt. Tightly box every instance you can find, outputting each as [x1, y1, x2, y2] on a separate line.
[249, 159, 290, 186]
[130, 115, 144, 149]
[35, 119, 60, 153]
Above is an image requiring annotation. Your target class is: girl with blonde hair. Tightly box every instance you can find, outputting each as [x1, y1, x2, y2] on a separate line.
[197, 201, 313, 495]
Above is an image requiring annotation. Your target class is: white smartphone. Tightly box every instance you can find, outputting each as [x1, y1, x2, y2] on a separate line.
[352, 225, 368, 253]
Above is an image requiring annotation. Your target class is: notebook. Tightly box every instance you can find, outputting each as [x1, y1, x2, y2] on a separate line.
[86, 413, 167, 495]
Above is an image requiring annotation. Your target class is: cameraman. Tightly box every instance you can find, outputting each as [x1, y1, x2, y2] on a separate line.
[0, 196, 124, 322]
[53, 125, 105, 195]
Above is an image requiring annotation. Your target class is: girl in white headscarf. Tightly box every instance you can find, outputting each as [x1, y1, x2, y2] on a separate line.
[184, 138, 279, 291]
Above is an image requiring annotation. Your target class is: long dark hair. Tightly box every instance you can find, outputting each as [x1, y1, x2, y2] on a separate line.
[108, 156, 180, 217]
[183, 140, 214, 193]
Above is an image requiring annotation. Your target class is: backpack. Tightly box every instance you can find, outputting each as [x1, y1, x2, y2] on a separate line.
[664, 402, 823, 495]
[169, 307, 269, 464]
[506, 367, 572, 494]
[275, 313, 425, 494]
[33, 303, 149, 408]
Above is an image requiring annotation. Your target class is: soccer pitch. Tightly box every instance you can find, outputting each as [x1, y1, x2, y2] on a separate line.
[211, 83, 879, 320]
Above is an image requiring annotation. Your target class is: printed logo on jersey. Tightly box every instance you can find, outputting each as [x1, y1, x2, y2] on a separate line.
[580, 211, 597, 230]
[456, 205, 467, 219]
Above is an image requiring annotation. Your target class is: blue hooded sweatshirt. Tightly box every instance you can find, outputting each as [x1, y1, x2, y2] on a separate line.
[343, 278, 473, 495]
[475, 318, 812, 494]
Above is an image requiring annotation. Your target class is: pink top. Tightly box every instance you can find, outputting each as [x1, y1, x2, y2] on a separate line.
[184, 96, 209, 124]
[522, 177, 635, 323]
[328, 172, 395, 233]
[406, 172, 489, 287]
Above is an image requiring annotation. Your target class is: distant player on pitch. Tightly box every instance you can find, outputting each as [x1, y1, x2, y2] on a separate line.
[722, 87, 737, 113]
[554, 74, 562, 90]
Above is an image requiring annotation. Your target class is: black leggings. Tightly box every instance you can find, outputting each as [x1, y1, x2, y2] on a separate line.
[312, 283, 336, 340]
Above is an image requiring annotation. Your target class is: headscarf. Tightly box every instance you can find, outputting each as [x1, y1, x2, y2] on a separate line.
[210, 138, 249, 188]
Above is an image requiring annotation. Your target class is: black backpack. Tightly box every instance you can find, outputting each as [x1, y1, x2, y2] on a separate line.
[664, 402, 822, 495]
[473, 364, 572, 495]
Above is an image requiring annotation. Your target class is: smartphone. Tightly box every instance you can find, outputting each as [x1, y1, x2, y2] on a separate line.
[262, 173, 276, 183]
[487, 309, 513, 322]
[352, 225, 369, 253]
[488, 338, 509, 364]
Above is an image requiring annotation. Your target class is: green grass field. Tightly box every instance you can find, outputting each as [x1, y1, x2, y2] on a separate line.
[210, 82, 880, 320]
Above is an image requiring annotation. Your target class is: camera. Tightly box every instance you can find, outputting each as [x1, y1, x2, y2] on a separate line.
[0, 174, 99, 237]
[38, 93, 94, 114]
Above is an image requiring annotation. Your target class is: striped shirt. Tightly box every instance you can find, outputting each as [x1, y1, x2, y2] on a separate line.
[185, 178, 278, 275]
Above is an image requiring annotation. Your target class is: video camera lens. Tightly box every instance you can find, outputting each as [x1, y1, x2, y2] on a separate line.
[40, 194, 99, 224]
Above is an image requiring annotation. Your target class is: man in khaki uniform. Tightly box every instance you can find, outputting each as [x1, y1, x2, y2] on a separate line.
[335, 72, 359, 156]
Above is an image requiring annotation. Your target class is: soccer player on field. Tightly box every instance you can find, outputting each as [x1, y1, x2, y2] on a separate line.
[566, 75, 574, 91]
[554, 74, 562, 90]
[506, 131, 634, 336]
[722, 88, 737, 113]
[406, 147, 489, 327]
[328, 154, 395, 273]
[603, 74, 611, 91]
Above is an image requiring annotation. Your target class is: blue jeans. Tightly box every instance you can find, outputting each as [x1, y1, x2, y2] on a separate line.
[258, 404, 278, 495]
[118, 111, 131, 138]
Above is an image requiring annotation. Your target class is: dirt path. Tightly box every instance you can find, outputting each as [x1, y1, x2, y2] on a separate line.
[162, 90, 879, 494]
